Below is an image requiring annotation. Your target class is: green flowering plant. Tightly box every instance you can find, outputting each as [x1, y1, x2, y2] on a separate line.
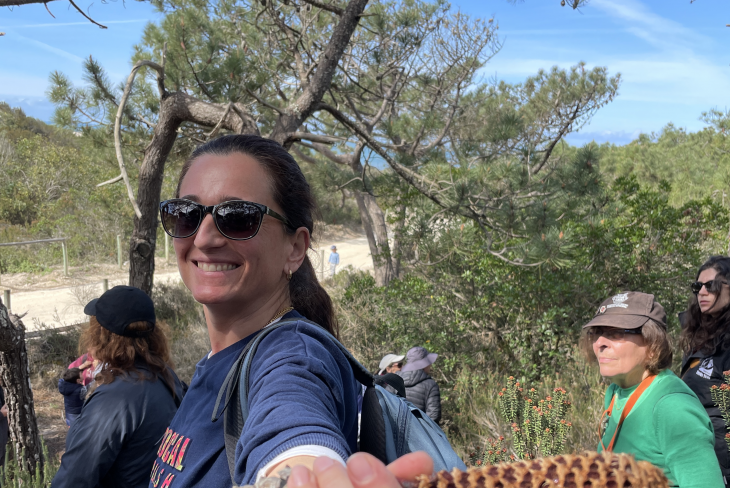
[468, 436, 511, 467]
[710, 370, 730, 452]
[499, 376, 573, 460]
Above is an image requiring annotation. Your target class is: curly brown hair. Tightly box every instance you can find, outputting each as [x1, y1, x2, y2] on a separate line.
[81, 316, 175, 397]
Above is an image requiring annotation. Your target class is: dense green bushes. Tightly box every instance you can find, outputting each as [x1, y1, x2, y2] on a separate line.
[338, 175, 727, 454]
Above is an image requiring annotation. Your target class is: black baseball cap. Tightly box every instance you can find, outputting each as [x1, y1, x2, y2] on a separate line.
[84, 286, 156, 337]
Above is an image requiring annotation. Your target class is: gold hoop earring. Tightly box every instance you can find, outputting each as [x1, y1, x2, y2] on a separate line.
[287, 269, 293, 281]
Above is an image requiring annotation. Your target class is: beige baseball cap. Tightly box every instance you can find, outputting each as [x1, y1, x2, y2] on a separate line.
[583, 291, 667, 329]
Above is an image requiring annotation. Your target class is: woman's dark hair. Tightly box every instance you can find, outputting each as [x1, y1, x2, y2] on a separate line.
[175, 134, 339, 338]
[680, 255, 730, 354]
[63, 367, 82, 383]
[81, 317, 175, 396]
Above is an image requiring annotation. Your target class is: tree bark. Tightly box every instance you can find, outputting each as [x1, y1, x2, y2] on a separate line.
[391, 202, 406, 279]
[354, 192, 394, 287]
[128, 95, 183, 294]
[269, 0, 370, 146]
[0, 301, 42, 472]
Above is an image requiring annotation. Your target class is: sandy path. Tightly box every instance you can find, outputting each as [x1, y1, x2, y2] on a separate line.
[4, 235, 372, 330]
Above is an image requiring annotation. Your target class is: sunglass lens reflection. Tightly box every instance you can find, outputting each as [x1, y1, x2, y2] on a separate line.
[163, 201, 201, 238]
[216, 202, 262, 240]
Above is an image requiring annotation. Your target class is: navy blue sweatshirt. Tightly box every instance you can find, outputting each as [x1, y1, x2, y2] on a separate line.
[148, 311, 358, 488]
[57, 379, 84, 415]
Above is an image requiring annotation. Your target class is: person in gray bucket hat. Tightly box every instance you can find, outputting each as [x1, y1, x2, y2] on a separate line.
[397, 346, 441, 423]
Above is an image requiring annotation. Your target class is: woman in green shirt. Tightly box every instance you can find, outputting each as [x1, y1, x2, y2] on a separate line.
[582, 291, 724, 488]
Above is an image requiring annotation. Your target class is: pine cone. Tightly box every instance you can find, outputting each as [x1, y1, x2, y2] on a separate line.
[410, 452, 669, 488]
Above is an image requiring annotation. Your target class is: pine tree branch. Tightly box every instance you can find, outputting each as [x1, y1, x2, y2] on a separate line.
[68, 0, 107, 29]
[115, 60, 165, 219]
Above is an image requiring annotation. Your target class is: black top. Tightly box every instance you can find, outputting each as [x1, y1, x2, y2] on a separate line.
[52, 364, 184, 488]
[682, 344, 730, 477]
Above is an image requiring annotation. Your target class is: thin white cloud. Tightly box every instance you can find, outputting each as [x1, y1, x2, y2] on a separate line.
[1, 19, 149, 29]
[13, 34, 84, 64]
[590, 0, 711, 52]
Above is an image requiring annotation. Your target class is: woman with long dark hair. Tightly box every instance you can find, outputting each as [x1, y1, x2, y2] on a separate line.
[681, 255, 730, 483]
[52, 286, 184, 488]
[151, 135, 394, 487]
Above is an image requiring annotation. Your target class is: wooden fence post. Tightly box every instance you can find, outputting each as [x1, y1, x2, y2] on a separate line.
[2, 290, 8, 312]
[103, 279, 109, 292]
[61, 240, 69, 276]
[117, 235, 123, 269]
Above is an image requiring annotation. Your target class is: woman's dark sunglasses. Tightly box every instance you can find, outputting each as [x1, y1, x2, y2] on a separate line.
[159, 199, 291, 241]
[690, 279, 728, 295]
[587, 326, 643, 342]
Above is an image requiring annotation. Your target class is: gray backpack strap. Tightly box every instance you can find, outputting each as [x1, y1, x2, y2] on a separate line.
[215, 318, 374, 486]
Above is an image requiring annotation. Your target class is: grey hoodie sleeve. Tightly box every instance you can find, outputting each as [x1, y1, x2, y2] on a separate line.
[425, 380, 441, 424]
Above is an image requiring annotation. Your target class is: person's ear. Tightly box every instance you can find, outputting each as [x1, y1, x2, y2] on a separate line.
[285, 227, 310, 275]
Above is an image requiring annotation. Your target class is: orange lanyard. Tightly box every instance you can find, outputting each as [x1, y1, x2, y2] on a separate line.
[599, 374, 656, 453]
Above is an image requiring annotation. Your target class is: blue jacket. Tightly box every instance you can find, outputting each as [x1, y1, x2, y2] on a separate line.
[52, 364, 184, 488]
[147, 310, 359, 487]
[57, 379, 85, 415]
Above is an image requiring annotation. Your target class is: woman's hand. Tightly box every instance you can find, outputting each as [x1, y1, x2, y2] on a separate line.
[287, 452, 433, 488]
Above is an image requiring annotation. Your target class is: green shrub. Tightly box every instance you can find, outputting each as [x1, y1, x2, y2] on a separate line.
[151, 281, 209, 384]
[0, 442, 59, 488]
[497, 377, 572, 460]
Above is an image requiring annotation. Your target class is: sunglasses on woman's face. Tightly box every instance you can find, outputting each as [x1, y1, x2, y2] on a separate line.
[587, 326, 643, 342]
[159, 199, 290, 241]
[690, 279, 728, 295]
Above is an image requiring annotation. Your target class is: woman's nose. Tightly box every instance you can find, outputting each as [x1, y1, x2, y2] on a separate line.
[193, 214, 226, 248]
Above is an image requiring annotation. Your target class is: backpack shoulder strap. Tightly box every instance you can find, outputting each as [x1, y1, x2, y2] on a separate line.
[218, 317, 374, 485]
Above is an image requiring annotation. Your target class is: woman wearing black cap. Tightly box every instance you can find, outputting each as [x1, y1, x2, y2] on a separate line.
[681, 255, 730, 483]
[52, 286, 184, 488]
[582, 291, 723, 488]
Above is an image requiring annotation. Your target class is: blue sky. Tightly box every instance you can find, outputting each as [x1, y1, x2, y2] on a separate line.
[1, 0, 728, 145]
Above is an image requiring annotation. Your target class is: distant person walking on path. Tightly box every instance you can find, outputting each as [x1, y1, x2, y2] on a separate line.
[397, 346, 441, 423]
[378, 353, 405, 375]
[329, 245, 340, 276]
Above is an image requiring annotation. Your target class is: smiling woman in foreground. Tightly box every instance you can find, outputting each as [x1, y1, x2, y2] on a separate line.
[582, 291, 723, 488]
[151, 135, 362, 487]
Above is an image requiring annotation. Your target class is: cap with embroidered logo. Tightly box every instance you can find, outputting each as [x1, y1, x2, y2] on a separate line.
[583, 291, 666, 330]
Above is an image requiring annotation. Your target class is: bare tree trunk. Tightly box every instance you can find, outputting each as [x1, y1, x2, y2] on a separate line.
[0, 301, 42, 472]
[391, 202, 406, 279]
[128, 96, 183, 294]
[354, 192, 394, 286]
